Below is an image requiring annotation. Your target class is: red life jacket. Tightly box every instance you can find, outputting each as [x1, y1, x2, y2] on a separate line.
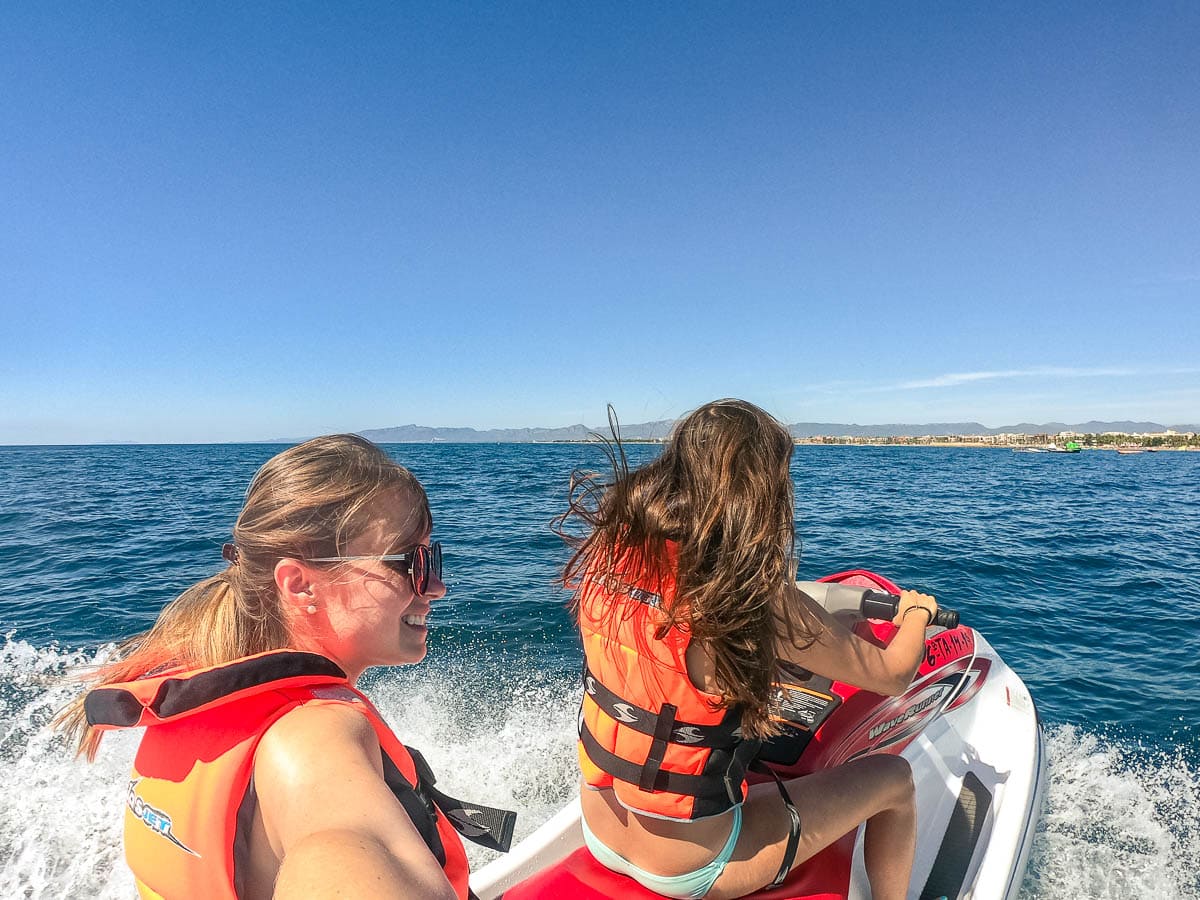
[577, 543, 760, 821]
[85, 650, 476, 900]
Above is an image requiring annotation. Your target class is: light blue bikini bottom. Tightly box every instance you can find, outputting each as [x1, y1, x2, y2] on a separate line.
[580, 805, 743, 900]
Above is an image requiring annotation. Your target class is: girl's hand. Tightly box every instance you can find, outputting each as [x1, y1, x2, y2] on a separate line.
[893, 590, 938, 628]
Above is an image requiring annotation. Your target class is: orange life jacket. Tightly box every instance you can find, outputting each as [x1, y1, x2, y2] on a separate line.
[85, 650, 494, 900]
[577, 543, 760, 821]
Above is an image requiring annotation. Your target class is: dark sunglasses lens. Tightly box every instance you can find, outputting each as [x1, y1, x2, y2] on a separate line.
[412, 545, 428, 595]
[413, 543, 442, 595]
[406, 543, 425, 595]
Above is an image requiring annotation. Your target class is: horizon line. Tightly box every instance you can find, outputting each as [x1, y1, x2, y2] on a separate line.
[4, 416, 1199, 448]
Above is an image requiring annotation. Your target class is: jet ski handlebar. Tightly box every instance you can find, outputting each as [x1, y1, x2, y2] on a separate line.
[796, 581, 960, 630]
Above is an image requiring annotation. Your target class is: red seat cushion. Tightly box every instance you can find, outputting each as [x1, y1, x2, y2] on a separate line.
[501, 831, 856, 899]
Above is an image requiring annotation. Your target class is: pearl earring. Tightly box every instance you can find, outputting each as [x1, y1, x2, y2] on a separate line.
[306, 604, 317, 615]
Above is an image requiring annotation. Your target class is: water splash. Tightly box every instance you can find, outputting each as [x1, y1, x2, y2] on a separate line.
[1022, 724, 1199, 899]
[0, 638, 136, 900]
[367, 662, 581, 868]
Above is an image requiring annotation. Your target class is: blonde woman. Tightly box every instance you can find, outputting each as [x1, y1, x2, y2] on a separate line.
[59, 435, 510, 900]
[558, 400, 936, 900]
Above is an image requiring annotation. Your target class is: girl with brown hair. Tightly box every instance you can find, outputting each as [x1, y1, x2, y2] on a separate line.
[58, 434, 503, 900]
[559, 400, 937, 900]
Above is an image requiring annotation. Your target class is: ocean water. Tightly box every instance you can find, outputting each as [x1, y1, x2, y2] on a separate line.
[1, 443, 1197, 898]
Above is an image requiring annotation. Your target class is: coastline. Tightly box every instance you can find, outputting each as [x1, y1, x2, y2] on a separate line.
[791, 439, 1199, 450]
[4, 433, 1197, 450]
[548, 436, 1200, 450]
[792, 439, 1195, 448]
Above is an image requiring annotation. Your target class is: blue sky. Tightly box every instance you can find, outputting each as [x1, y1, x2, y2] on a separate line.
[2, 3, 1197, 443]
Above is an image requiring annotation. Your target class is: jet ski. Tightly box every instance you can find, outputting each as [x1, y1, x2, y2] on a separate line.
[470, 570, 1047, 900]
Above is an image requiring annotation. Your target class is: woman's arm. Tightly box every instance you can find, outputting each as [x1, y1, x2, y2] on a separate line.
[254, 703, 458, 900]
[777, 583, 938, 696]
[273, 829, 429, 898]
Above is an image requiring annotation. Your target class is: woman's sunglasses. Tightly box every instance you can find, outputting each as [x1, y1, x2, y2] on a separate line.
[308, 542, 443, 597]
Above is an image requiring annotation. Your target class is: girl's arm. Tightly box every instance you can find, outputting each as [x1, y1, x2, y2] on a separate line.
[776, 583, 937, 696]
[254, 703, 458, 900]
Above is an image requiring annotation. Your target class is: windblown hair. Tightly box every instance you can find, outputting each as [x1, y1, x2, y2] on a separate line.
[555, 399, 819, 739]
[58, 434, 431, 760]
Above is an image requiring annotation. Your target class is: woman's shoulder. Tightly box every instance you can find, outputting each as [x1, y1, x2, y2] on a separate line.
[256, 700, 379, 783]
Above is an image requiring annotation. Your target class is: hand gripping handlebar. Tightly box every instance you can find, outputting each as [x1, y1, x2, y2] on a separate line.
[795, 581, 960, 629]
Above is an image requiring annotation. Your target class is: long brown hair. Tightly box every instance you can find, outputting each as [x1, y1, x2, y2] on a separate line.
[57, 434, 431, 760]
[555, 399, 819, 739]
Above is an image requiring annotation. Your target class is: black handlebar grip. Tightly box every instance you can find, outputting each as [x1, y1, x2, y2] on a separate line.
[860, 590, 900, 621]
[935, 607, 959, 629]
[861, 590, 959, 630]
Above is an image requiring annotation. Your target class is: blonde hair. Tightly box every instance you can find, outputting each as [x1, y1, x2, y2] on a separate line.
[556, 400, 818, 739]
[58, 434, 430, 760]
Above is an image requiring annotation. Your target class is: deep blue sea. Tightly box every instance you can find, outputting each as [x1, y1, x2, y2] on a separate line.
[1, 443, 1197, 898]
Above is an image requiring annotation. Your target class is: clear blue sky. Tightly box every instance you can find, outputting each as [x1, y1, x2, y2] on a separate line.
[2, 3, 1197, 443]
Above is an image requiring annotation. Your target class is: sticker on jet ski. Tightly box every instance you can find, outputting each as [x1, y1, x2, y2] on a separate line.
[923, 626, 976, 671]
[758, 669, 844, 766]
[836, 656, 991, 761]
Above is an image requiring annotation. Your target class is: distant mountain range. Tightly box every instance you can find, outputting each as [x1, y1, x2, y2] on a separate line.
[355, 421, 674, 443]
[343, 419, 1199, 443]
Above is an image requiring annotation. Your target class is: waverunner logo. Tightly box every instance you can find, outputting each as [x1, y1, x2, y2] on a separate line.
[832, 658, 992, 764]
[126, 780, 200, 857]
[867, 690, 945, 742]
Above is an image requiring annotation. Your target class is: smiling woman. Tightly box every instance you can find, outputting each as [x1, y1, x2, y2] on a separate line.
[55, 435, 513, 900]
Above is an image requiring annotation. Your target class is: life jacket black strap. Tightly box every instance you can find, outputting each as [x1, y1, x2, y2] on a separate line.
[579, 718, 748, 806]
[582, 664, 742, 749]
[638, 702, 677, 792]
[407, 747, 518, 853]
[725, 737, 763, 806]
[381, 751, 447, 865]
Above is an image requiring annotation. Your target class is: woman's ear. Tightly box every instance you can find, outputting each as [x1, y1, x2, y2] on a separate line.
[275, 559, 314, 602]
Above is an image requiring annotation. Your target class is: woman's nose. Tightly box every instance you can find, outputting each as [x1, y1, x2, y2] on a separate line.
[423, 573, 447, 600]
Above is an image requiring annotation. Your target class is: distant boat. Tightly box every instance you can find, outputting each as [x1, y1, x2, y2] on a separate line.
[1015, 441, 1081, 454]
[1117, 448, 1145, 455]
